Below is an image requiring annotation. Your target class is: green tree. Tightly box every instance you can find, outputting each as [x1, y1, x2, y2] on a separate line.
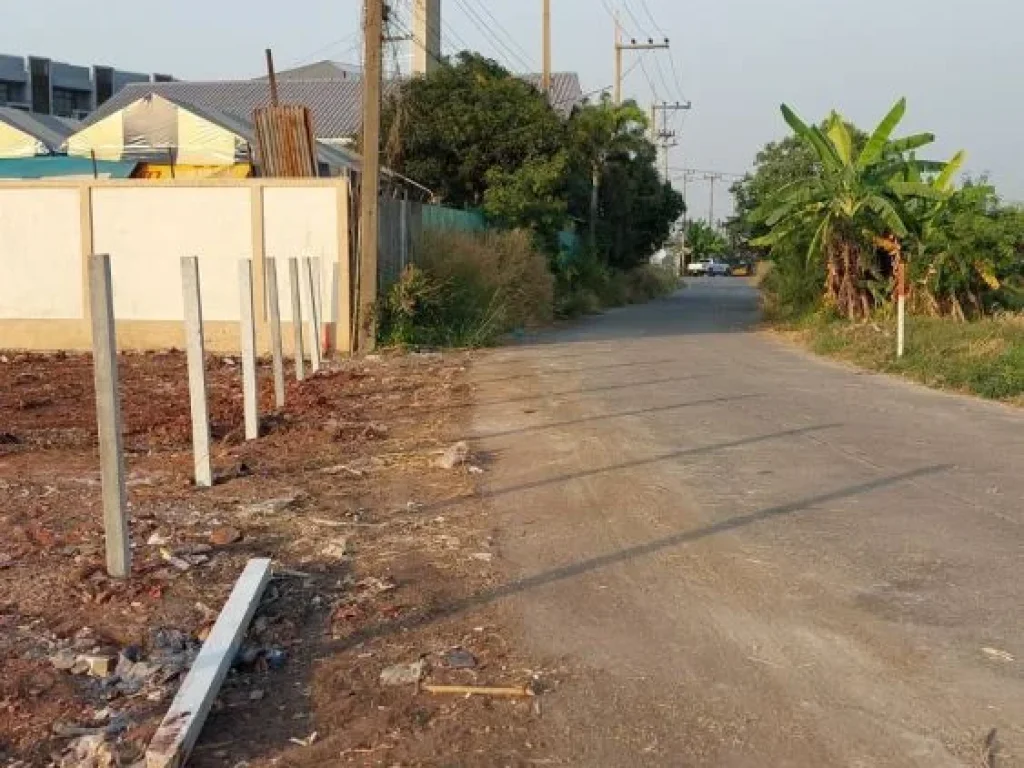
[684, 220, 728, 261]
[382, 52, 566, 211]
[753, 98, 955, 319]
[567, 95, 649, 251]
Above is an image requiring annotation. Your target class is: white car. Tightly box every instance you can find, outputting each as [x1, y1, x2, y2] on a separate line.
[687, 259, 731, 277]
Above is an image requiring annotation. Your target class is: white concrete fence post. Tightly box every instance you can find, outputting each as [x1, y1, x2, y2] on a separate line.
[265, 257, 286, 408]
[288, 257, 305, 381]
[88, 254, 131, 579]
[180, 256, 213, 488]
[303, 257, 322, 373]
[239, 259, 259, 441]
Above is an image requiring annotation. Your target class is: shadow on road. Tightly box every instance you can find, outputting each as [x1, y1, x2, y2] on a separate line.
[471, 393, 763, 440]
[329, 464, 952, 652]
[427, 423, 844, 514]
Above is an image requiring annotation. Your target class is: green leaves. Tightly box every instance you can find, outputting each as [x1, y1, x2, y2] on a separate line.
[857, 97, 907, 170]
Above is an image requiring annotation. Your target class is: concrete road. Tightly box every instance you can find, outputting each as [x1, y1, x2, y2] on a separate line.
[469, 278, 1024, 767]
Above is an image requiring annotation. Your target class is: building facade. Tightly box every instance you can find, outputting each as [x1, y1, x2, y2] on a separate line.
[0, 54, 172, 119]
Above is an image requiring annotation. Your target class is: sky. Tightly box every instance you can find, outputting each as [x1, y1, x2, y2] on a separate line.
[4, 0, 1022, 223]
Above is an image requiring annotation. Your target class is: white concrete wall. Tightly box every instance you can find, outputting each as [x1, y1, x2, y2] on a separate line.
[0, 188, 82, 319]
[92, 186, 252, 322]
[263, 186, 339, 322]
[0, 179, 351, 352]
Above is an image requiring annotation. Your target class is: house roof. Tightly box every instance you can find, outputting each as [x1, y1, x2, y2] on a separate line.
[84, 68, 585, 142]
[0, 107, 80, 153]
[82, 80, 391, 141]
[263, 60, 361, 81]
[90, 90, 364, 172]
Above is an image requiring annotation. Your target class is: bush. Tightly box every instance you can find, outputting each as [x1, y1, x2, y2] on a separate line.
[553, 251, 680, 317]
[624, 264, 680, 303]
[378, 229, 554, 348]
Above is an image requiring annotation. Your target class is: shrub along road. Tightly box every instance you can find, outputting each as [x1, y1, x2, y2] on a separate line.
[468, 278, 1024, 766]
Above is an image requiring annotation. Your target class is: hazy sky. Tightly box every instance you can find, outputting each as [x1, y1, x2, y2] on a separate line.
[4, 0, 1021, 221]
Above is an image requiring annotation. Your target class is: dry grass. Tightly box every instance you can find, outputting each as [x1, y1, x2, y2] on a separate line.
[381, 229, 554, 347]
[780, 312, 1024, 404]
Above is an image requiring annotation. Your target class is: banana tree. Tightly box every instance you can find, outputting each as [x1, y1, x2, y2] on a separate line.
[752, 98, 954, 319]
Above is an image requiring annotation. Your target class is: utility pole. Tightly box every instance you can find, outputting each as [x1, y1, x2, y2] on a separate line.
[614, 21, 669, 104]
[703, 171, 724, 228]
[541, 0, 551, 93]
[650, 100, 690, 179]
[358, 0, 385, 353]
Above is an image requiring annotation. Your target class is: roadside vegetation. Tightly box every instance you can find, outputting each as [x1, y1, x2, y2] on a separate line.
[375, 52, 684, 346]
[729, 98, 1024, 402]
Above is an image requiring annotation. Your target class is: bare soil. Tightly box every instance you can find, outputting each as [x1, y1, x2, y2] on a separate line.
[0, 349, 553, 767]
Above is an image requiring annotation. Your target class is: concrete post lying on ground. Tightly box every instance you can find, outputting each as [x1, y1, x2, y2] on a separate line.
[88, 254, 131, 579]
[180, 257, 213, 488]
[288, 257, 305, 381]
[239, 259, 259, 440]
[145, 558, 272, 768]
[265, 257, 286, 408]
[303, 257, 322, 373]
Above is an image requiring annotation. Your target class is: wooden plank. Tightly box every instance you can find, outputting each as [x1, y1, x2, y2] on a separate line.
[88, 254, 131, 578]
[145, 558, 272, 768]
[265, 257, 286, 408]
[180, 257, 213, 488]
[335, 181, 352, 354]
[238, 260, 259, 441]
[288, 258, 305, 381]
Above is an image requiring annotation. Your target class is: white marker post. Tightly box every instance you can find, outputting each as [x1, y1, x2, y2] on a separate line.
[88, 254, 130, 578]
[303, 258, 322, 372]
[265, 257, 286, 408]
[239, 259, 259, 441]
[897, 258, 907, 358]
[288, 258, 305, 381]
[180, 257, 213, 488]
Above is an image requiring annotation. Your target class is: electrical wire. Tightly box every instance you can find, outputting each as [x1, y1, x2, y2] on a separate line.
[450, 0, 534, 71]
[463, 0, 536, 69]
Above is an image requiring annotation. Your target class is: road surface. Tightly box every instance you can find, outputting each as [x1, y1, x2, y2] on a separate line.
[469, 278, 1024, 767]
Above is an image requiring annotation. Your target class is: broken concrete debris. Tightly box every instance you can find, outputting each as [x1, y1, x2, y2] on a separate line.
[436, 440, 470, 470]
[380, 659, 426, 687]
[442, 647, 478, 670]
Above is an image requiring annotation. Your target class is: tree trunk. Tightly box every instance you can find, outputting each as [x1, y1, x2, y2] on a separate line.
[589, 163, 600, 253]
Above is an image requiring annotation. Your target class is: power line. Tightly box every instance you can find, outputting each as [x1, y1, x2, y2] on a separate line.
[464, 0, 536, 70]
[620, 0, 649, 38]
[637, 0, 664, 34]
[450, 0, 534, 72]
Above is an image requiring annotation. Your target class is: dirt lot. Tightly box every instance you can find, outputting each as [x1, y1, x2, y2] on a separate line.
[0, 349, 556, 767]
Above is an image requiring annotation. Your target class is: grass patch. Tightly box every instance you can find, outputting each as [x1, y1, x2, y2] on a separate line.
[782, 312, 1024, 404]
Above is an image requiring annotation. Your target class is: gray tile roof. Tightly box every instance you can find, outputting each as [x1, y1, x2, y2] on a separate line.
[83, 69, 585, 142]
[0, 107, 80, 152]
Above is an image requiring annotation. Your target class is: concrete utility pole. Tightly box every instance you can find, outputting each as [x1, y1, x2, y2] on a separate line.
[358, 0, 385, 352]
[412, 0, 441, 75]
[541, 0, 551, 93]
[651, 101, 691, 179]
[614, 19, 669, 104]
[703, 171, 724, 228]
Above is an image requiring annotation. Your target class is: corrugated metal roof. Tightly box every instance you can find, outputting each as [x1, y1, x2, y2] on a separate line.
[518, 72, 584, 117]
[266, 60, 361, 81]
[0, 107, 80, 152]
[83, 80, 386, 141]
[83, 70, 584, 141]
